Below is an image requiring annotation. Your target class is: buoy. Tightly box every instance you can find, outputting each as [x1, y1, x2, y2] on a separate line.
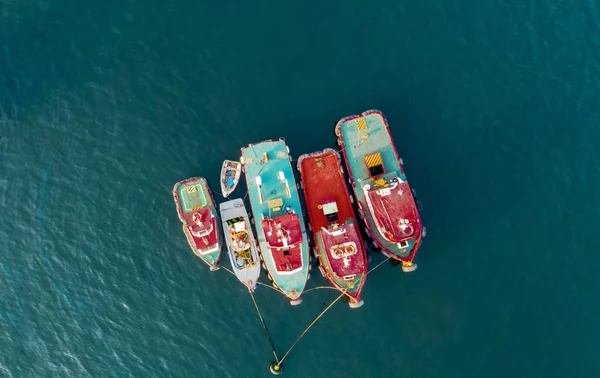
[269, 362, 282, 375]
[349, 299, 364, 309]
[401, 262, 418, 273]
[290, 297, 302, 306]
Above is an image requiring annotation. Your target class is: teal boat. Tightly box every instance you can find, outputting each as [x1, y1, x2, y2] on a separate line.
[335, 110, 425, 272]
[240, 139, 310, 305]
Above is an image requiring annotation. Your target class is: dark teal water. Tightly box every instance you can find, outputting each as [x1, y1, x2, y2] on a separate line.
[2, 1, 600, 377]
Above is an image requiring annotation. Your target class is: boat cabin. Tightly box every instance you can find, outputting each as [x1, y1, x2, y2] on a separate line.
[189, 208, 214, 237]
[226, 217, 251, 251]
[227, 217, 246, 234]
[262, 213, 303, 272]
[321, 198, 339, 225]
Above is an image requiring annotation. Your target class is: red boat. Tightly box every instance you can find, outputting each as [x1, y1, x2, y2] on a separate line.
[297, 148, 368, 308]
[173, 177, 222, 271]
[335, 110, 425, 272]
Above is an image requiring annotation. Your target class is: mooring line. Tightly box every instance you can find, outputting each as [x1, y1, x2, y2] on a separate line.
[219, 265, 236, 276]
[367, 255, 391, 274]
[301, 285, 339, 294]
[249, 289, 280, 363]
[276, 289, 346, 367]
[256, 281, 285, 293]
[273, 254, 391, 369]
[242, 155, 269, 202]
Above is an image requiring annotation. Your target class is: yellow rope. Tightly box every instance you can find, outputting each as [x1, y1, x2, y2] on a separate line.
[275, 254, 390, 367]
[220, 265, 284, 294]
[302, 285, 339, 294]
[249, 289, 280, 363]
[256, 281, 285, 294]
[243, 158, 268, 201]
[277, 289, 346, 366]
[368, 255, 391, 274]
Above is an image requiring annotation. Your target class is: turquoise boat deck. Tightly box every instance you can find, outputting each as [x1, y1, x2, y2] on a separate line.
[240, 139, 309, 300]
[338, 112, 405, 184]
[337, 111, 421, 261]
[176, 179, 210, 214]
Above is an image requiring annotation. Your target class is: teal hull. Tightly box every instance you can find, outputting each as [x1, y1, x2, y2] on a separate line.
[335, 110, 423, 264]
[240, 139, 310, 302]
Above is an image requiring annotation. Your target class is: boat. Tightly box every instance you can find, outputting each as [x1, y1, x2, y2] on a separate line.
[335, 110, 425, 272]
[220, 160, 242, 197]
[219, 198, 261, 291]
[240, 138, 310, 305]
[173, 177, 222, 271]
[297, 148, 368, 308]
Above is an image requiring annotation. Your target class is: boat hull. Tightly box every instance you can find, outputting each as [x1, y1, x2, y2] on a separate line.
[240, 139, 310, 303]
[335, 110, 423, 266]
[220, 199, 261, 291]
[173, 177, 222, 270]
[297, 149, 368, 307]
[220, 160, 242, 198]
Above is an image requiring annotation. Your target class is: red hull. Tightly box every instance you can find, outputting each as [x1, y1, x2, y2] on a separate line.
[262, 214, 304, 273]
[298, 149, 368, 302]
[184, 207, 219, 250]
[366, 181, 421, 244]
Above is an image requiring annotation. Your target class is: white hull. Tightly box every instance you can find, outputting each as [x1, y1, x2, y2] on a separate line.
[220, 160, 242, 198]
[219, 199, 261, 290]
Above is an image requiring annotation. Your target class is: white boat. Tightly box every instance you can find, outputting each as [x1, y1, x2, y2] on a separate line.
[219, 199, 261, 291]
[220, 160, 242, 197]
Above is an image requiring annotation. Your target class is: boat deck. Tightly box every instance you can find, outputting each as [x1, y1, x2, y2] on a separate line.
[174, 178, 222, 268]
[177, 180, 210, 215]
[298, 150, 356, 228]
[187, 216, 219, 250]
[183, 206, 212, 233]
[241, 139, 309, 297]
[262, 214, 303, 272]
[336, 110, 423, 261]
[337, 111, 406, 185]
[320, 222, 364, 278]
[298, 149, 366, 279]
[366, 179, 419, 243]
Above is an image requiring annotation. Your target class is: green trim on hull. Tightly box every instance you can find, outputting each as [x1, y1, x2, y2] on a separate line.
[336, 110, 423, 262]
[173, 177, 223, 269]
[241, 139, 310, 300]
[315, 232, 364, 296]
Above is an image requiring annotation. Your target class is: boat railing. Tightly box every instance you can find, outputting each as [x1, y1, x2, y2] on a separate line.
[295, 148, 341, 171]
[191, 223, 213, 238]
[197, 244, 220, 255]
[321, 225, 347, 237]
[278, 171, 291, 198]
[265, 237, 303, 250]
[362, 183, 386, 231]
[255, 176, 264, 204]
[364, 182, 418, 243]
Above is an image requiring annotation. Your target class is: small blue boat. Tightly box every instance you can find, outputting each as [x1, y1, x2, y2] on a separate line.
[240, 138, 310, 305]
